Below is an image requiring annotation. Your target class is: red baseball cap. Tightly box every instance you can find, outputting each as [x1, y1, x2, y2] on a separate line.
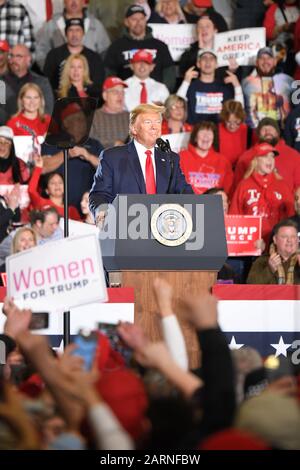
[102, 76, 128, 91]
[192, 0, 212, 7]
[0, 40, 9, 52]
[131, 49, 153, 64]
[255, 142, 279, 157]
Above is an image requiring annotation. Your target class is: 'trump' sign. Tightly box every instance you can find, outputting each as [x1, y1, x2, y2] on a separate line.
[6, 234, 107, 311]
[224, 215, 262, 256]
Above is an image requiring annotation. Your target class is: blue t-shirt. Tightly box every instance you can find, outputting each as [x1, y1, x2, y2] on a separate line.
[187, 80, 234, 125]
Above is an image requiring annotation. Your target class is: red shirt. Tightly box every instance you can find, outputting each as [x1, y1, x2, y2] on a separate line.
[28, 166, 81, 220]
[218, 122, 249, 168]
[6, 113, 51, 136]
[230, 172, 294, 242]
[0, 158, 29, 184]
[233, 139, 300, 193]
[179, 144, 233, 195]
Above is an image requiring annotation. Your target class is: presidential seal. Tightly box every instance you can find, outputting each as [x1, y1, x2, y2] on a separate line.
[151, 204, 193, 247]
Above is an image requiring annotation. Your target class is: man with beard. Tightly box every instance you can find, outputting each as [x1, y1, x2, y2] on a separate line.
[233, 117, 300, 193]
[242, 47, 293, 129]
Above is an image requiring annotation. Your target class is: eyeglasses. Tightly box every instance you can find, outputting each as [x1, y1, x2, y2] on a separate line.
[226, 119, 242, 127]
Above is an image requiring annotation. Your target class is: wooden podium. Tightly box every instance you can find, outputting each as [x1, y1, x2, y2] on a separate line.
[100, 195, 227, 368]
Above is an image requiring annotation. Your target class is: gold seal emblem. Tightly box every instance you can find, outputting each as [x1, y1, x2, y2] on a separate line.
[151, 204, 193, 247]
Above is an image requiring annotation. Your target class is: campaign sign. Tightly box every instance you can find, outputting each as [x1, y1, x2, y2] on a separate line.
[163, 131, 190, 153]
[214, 28, 266, 67]
[224, 214, 262, 256]
[6, 234, 107, 311]
[148, 23, 196, 62]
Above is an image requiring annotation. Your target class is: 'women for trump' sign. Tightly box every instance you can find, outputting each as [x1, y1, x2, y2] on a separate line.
[6, 234, 107, 311]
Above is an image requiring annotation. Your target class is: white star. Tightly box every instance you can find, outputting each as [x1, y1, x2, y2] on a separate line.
[270, 336, 292, 357]
[228, 336, 244, 350]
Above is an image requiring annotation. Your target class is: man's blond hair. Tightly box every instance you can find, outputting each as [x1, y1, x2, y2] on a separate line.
[129, 103, 166, 137]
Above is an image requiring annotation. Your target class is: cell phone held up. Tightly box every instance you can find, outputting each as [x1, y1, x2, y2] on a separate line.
[73, 329, 98, 370]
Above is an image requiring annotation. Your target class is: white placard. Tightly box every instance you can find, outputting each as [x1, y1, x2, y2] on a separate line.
[0, 184, 30, 209]
[214, 28, 266, 67]
[6, 234, 107, 312]
[148, 23, 197, 62]
[163, 132, 190, 154]
[13, 136, 44, 164]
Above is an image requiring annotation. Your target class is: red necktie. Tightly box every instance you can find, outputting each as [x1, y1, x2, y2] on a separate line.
[140, 82, 147, 104]
[145, 150, 156, 194]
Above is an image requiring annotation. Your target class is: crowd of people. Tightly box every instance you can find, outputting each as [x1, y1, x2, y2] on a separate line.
[1, 0, 300, 452]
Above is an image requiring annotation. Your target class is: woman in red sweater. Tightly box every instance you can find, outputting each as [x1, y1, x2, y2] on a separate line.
[179, 121, 233, 195]
[28, 153, 81, 221]
[6, 83, 51, 137]
[230, 142, 294, 243]
[217, 100, 252, 169]
[161, 95, 193, 135]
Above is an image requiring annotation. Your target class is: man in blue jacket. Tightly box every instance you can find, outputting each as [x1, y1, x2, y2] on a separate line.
[89, 103, 193, 225]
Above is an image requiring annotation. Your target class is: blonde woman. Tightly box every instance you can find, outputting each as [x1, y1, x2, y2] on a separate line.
[230, 142, 294, 243]
[58, 54, 99, 101]
[149, 0, 186, 24]
[12, 226, 37, 254]
[6, 83, 51, 136]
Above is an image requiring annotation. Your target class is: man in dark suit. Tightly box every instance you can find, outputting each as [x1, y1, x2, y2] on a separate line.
[89, 103, 193, 225]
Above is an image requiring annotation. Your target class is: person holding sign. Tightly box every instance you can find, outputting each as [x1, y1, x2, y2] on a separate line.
[230, 142, 294, 244]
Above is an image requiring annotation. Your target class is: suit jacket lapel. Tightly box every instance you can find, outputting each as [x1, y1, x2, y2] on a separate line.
[155, 148, 170, 193]
[127, 141, 146, 193]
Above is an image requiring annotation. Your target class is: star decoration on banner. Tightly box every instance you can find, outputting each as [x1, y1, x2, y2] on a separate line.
[228, 336, 244, 350]
[270, 336, 292, 357]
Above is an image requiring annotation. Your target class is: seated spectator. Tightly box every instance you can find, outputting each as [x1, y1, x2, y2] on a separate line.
[6, 83, 51, 136]
[124, 49, 169, 112]
[177, 49, 243, 125]
[35, 0, 111, 69]
[11, 226, 36, 253]
[161, 95, 192, 134]
[247, 219, 300, 284]
[230, 142, 294, 244]
[217, 100, 252, 169]
[104, 4, 176, 92]
[0, 39, 9, 77]
[57, 53, 100, 102]
[149, 0, 187, 24]
[0, 0, 35, 55]
[29, 207, 63, 244]
[241, 47, 293, 129]
[80, 191, 94, 224]
[234, 117, 300, 193]
[0, 126, 29, 184]
[4, 44, 54, 119]
[89, 77, 129, 149]
[182, 0, 228, 31]
[43, 17, 105, 94]
[28, 153, 81, 220]
[179, 121, 233, 194]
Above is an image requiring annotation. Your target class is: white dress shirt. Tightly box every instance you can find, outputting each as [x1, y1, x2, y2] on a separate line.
[124, 75, 169, 111]
[133, 139, 156, 182]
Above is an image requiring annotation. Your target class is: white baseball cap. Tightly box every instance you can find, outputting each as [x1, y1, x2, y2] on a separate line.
[0, 126, 14, 140]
